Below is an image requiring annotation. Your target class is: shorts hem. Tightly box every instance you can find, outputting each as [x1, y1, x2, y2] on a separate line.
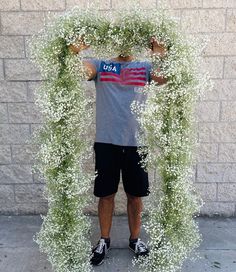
[124, 190, 150, 197]
[93, 190, 118, 198]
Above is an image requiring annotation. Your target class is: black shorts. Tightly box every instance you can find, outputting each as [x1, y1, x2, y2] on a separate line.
[93, 142, 150, 197]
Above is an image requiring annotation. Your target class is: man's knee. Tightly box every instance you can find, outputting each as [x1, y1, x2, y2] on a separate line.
[126, 192, 141, 203]
[100, 193, 116, 202]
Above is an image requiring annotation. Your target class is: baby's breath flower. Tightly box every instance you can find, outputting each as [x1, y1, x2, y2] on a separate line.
[29, 6, 212, 272]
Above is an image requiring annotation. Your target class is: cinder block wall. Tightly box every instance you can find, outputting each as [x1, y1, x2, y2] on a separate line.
[0, 0, 236, 216]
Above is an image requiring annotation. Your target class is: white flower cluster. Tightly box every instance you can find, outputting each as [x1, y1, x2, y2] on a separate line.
[30, 6, 212, 272]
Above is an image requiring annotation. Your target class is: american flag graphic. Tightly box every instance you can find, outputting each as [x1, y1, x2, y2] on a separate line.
[99, 62, 147, 87]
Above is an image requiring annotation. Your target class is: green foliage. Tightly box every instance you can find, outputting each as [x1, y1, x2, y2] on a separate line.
[30, 6, 211, 272]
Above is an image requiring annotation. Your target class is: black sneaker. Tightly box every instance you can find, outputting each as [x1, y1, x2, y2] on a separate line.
[90, 238, 110, 266]
[129, 238, 149, 257]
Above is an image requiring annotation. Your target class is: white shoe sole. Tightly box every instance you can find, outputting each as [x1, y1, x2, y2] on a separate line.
[129, 246, 149, 257]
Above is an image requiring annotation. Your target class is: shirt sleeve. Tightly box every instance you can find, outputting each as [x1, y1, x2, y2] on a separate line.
[84, 58, 101, 81]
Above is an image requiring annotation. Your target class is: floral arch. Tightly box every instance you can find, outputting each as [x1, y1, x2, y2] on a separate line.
[30, 6, 211, 272]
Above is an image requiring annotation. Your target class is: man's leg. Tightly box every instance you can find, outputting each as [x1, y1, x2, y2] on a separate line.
[126, 192, 143, 239]
[98, 193, 116, 238]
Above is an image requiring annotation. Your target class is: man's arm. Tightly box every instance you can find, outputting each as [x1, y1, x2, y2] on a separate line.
[149, 37, 168, 85]
[68, 39, 97, 81]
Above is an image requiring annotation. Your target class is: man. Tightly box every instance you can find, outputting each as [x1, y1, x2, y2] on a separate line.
[69, 36, 167, 266]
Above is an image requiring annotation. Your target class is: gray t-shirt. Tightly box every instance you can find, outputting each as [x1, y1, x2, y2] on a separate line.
[87, 58, 152, 146]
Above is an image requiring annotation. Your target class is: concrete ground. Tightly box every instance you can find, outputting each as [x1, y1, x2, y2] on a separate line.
[0, 216, 236, 272]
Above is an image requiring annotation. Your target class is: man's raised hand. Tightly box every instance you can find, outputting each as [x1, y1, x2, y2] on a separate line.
[69, 35, 90, 54]
[150, 37, 167, 58]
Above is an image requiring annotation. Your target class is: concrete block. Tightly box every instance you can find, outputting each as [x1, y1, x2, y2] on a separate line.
[8, 103, 43, 123]
[0, 103, 8, 123]
[33, 171, 45, 183]
[44, 11, 66, 25]
[84, 189, 98, 215]
[0, 37, 25, 58]
[181, 9, 225, 33]
[197, 163, 236, 183]
[24, 36, 33, 59]
[0, 145, 11, 164]
[1, 12, 45, 35]
[200, 79, 236, 101]
[202, 33, 236, 56]
[194, 182, 217, 201]
[0, 0, 20, 10]
[199, 79, 219, 101]
[16, 202, 48, 214]
[0, 185, 14, 203]
[158, 0, 202, 8]
[84, 80, 96, 97]
[0, 0, 235, 218]
[67, 0, 111, 10]
[203, 57, 224, 79]
[15, 184, 46, 203]
[200, 202, 235, 217]
[217, 80, 236, 100]
[30, 124, 43, 135]
[218, 183, 236, 201]
[11, 144, 39, 164]
[221, 101, 236, 121]
[0, 82, 28, 102]
[112, 0, 156, 9]
[197, 143, 218, 162]
[5, 60, 41, 81]
[0, 202, 18, 214]
[86, 123, 96, 142]
[27, 82, 42, 102]
[163, 9, 182, 21]
[203, 0, 236, 8]
[195, 101, 220, 122]
[224, 57, 236, 79]
[0, 60, 4, 80]
[0, 124, 30, 144]
[21, 0, 65, 11]
[219, 143, 236, 162]
[0, 164, 33, 184]
[198, 122, 236, 143]
[226, 9, 236, 32]
[84, 159, 95, 175]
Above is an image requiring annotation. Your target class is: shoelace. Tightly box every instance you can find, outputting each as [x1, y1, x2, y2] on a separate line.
[94, 239, 106, 254]
[135, 239, 147, 253]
